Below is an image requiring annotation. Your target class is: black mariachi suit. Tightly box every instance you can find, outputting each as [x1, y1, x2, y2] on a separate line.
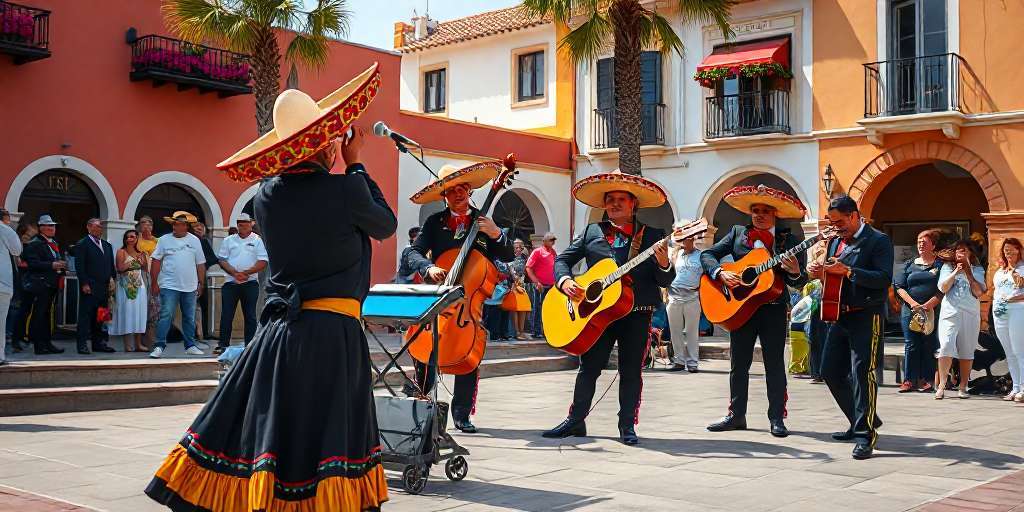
[22, 235, 62, 353]
[820, 223, 893, 446]
[556, 222, 675, 429]
[700, 225, 808, 421]
[74, 235, 116, 351]
[406, 208, 515, 421]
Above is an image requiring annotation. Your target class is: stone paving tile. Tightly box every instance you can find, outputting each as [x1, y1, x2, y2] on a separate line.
[0, 485, 95, 511]
[0, 360, 1022, 511]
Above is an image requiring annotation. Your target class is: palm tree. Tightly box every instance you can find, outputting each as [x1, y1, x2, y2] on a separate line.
[523, 0, 734, 175]
[162, 0, 351, 136]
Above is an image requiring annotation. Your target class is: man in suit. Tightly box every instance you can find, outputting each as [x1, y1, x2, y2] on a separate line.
[541, 170, 675, 446]
[22, 215, 66, 355]
[808, 195, 893, 460]
[405, 162, 515, 434]
[75, 218, 116, 354]
[701, 185, 807, 438]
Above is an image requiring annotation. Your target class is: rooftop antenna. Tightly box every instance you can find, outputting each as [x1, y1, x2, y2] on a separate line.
[425, 0, 429, 17]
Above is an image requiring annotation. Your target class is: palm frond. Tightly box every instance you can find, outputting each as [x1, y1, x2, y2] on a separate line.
[285, 33, 331, 69]
[559, 11, 611, 63]
[161, 0, 235, 44]
[638, 11, 683, 55]
[304, 0, 350, 39]
[675, 0, 735, 39]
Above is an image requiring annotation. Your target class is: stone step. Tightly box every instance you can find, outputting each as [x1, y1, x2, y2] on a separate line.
[0, 355, 578, 417]
[0, 380, 219, 417]
[0, 359, 220, 389]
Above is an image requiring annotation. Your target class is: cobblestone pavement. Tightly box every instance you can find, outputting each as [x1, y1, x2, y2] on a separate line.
[1, 360, 1022, 511]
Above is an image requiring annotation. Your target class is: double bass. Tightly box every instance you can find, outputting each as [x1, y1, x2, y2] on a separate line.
[407, 155, 518, 375]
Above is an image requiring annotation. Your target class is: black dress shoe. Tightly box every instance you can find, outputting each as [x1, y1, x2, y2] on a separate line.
[542, 418, 587, 438]
[707, 414, 747, 432]
[770, 419, 789, 438]
[832, 429, 854, 442]
[48, 345, 65, 354]
[77, 348, 91, 355]
[852, 441, 873, 460]
[93, 344, 116, 353]
[453, 418, 478, 433]
[619, 426, 639, 446]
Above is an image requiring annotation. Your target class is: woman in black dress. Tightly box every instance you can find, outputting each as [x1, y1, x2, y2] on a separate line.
[146, 65, 394, 511]
[893, 229, 943, 393]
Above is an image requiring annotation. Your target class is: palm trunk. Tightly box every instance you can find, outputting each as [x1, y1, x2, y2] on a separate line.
[250, 29, 281, 136]
[610, 0, 643, 175]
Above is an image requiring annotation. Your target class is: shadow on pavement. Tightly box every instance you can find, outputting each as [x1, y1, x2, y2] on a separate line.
[385, 477, 611, 511]
[0, 423, 99, 433]
[793, 431, 1024, 469]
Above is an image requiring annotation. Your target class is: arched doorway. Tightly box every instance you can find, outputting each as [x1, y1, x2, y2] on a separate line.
[18, 169, 100, 249]
[135, 184, 208, 237]
[494, 191, 534, 242]
[707, 173, 805, 243]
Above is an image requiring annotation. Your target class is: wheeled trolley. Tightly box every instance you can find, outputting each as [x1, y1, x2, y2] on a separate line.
[362, 284, 471, 494]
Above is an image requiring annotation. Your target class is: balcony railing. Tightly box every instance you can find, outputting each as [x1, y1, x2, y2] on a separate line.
[592, 103, 665, 149]
[0, 1, 50, 64]
[863, 53, 964, 118]
[128, 33, 252, 97]
[704, 89, 791, 139]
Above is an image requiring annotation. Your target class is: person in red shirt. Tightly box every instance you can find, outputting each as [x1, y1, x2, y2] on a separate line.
[525, 232, 557, 338]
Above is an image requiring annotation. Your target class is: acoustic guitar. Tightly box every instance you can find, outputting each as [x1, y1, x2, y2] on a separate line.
[819, 234, 845, 322]
[542, 219, 708, 356]
[699, 227, 836, 331]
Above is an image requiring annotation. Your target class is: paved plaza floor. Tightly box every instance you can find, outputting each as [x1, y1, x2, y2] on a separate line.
[0, 360, 1022, 511]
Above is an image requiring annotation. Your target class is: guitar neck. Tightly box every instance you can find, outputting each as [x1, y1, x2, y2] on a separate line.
[601, 234, 670, 287]
[754, 233, 822, 275]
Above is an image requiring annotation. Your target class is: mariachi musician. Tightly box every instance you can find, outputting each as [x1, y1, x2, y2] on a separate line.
[542, 170, 674, 446]
[808, 195, 893, 460]
[406, 162, 515, 433]
[700, 185, 807, 438]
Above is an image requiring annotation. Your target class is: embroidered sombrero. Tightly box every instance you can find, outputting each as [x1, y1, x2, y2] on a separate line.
[723, 184, 806, 219]
[572, 170, 667, 209]
[216, 63, 382, 182]
[410, 161, 502, 204]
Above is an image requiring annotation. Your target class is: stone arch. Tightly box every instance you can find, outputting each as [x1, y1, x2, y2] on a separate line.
[123, 171, 225, 228]
[851, 140, 1008, 215]
[494, 184, 553, 238]
[6, 155, 119, 221]
[229, 183, 260, 225]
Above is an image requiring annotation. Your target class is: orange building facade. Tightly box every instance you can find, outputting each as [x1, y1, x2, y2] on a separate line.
[813, 0, 1024, 288]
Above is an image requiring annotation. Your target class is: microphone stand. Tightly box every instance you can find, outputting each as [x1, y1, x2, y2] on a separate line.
[393, 139, 440, 180]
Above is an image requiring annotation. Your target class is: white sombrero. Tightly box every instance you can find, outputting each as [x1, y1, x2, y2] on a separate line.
[723, 184, 806, 219]
[572, 170, 667, 209]
[410, 161, 502, 205]
[216, 63, 382, 182]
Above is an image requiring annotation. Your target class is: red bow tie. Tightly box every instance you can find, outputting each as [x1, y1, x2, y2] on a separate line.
[746, 228, 774, 250]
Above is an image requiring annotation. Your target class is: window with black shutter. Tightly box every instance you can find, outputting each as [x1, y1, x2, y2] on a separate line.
[594, 52, 663, 147]
[424, 68, 446, 113]
[517, 50, 545, 102]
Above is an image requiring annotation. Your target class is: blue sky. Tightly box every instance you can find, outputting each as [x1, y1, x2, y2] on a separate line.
[304, 0, 522, 50]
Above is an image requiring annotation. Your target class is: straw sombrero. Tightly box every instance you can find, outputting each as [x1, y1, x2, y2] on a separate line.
[572, 170, 667, 209]
[410, 161, 502, 204]
[216, 63, 382, 182]
[163, 210, 198, 224]
[723, 184, 806, 219]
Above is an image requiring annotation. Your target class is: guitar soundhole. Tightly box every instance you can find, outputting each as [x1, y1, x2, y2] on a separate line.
[584, 281, 604, 303]
[727, 267, 759, 301]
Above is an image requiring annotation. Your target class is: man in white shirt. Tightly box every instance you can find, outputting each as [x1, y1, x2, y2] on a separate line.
[149, 211, 206, 358]
[215, 213, 268, 355]
[0, 214, 22, 365]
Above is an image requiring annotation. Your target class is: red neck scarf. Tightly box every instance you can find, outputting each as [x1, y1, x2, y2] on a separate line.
[746, 228, 774, 252]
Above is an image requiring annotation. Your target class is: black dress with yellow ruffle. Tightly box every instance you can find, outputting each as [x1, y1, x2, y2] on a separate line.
[145, 163, 397, 511]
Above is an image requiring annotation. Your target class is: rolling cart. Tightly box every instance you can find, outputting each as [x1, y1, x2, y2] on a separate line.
[362, 283, 471, 494]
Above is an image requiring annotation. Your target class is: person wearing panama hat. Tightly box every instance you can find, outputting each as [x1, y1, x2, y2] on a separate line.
[405, 159, 515, 434]
[700, 183, 808, 439]
[145, 64, 395, 511]
[21, 214, 67, 355]
[542, 170, 675, 446]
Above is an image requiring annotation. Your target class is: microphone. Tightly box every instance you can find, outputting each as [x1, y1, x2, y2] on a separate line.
[373, 121, 419, 147]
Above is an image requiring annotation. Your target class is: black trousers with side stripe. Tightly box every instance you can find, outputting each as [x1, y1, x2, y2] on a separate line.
[821, 306, 884, 445]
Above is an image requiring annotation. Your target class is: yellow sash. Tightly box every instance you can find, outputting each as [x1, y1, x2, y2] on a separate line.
[301, 297, 361, 319]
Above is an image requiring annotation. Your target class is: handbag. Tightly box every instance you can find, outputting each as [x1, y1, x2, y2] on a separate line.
[908, 308, 935, 336]
[96, 306, 112, 323]
[501, 284, 532, 312]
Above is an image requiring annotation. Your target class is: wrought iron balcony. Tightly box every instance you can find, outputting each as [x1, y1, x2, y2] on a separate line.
[128, 33, 252, 97]
[0, 1, 50, 64]
[592, 103, 665, 150]
[704, 89, 790, 139]
[863, 53, 965, 118]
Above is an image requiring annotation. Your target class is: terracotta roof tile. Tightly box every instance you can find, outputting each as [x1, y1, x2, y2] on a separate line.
[398, 5, 551, 53]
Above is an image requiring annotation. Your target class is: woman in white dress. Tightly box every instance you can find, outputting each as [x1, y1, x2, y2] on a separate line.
[935, 240, 987, 399]
[111, 230, 149, 351]
[992, 237, 1024, 403]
